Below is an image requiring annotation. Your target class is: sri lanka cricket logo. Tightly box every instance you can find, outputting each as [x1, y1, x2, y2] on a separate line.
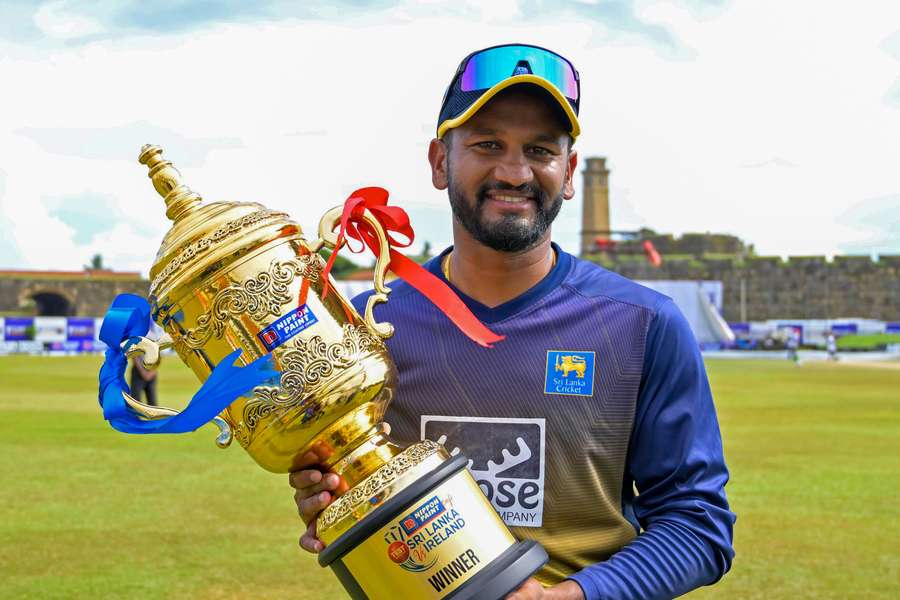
[545, 350, 596, 396]
[383, 495, 466, 572]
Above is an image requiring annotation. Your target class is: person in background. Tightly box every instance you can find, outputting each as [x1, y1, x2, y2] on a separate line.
[129, 356, 158, 406]
[786, 329, 799, 363]
[826, 332, 838, 361]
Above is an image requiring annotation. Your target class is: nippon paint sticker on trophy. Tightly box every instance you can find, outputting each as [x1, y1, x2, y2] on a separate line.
[96, 145, 547, 599]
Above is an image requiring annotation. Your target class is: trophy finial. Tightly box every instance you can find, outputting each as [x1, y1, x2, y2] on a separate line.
[138, 144, 202, 222]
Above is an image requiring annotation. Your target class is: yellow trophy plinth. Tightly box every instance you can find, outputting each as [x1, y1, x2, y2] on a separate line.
[123, 145, 547, 599]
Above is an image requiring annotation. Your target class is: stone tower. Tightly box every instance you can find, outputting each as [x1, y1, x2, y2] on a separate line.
[580, 157, 611, 256]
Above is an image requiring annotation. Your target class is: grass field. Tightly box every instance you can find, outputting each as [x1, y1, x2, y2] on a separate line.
[836, 333, 900, 350]
[1, 356, 898, 599]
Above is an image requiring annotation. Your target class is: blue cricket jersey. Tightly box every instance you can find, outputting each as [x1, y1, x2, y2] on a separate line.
[352, 244, 735, 599]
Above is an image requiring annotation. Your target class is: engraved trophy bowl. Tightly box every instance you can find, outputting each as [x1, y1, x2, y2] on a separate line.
[122, 145, 548, 599]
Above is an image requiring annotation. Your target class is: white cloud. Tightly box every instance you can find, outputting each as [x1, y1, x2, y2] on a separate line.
[838, 193, 900, 255]
[0, 1, 899, 278]
[739, 158, 797, 169]
[33, 0, 107, 40]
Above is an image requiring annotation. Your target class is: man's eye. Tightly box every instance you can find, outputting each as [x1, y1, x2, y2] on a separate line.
[528, 146, 552, 156]
[476, 141, 500, 149]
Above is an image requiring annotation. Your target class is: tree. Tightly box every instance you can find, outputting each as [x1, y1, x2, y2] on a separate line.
[85, 254, 105, 271]
[320, 249, 361, 277]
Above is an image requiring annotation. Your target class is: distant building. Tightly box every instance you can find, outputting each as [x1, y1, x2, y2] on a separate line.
[580, 157, 611, 256]
[0, 269, 147, 317]
[579, 157, 746, 260]
[578, 156, 900, 322]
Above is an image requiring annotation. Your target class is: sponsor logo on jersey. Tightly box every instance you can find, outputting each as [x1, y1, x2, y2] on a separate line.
[544, 350, 595, 396]
[421, 416, 545, 528]
[383, 495, 467, 572]
[256, 305, 318, 351]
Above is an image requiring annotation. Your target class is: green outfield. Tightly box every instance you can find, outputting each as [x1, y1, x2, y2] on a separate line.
[1, 356, 898, 599]
[836, 333, 900, 350]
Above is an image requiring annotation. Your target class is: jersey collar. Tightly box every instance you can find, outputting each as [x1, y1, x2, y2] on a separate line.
[424, 242, 573, 324]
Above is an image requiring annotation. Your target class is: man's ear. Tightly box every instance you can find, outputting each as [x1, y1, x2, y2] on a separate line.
[562, 149, 578, 200]
[428, 137, 449, 190]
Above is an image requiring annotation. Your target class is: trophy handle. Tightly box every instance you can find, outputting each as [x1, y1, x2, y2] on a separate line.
[313, 206, 395, 339]
[121, 334, 233, 448]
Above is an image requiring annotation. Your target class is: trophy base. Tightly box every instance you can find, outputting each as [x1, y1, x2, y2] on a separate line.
[319, 449, 548, 599]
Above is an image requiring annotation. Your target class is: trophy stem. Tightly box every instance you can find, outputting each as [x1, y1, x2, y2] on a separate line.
[321, 422, 406, 492]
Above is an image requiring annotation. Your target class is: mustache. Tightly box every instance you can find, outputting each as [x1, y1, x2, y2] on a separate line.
[476, 182, 545, 203]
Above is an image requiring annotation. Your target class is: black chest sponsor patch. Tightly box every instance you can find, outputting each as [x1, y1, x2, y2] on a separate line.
[421, 416, 546, 528]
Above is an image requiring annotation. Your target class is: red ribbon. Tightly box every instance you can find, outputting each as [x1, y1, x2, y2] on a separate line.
[314, 187, 504, 348]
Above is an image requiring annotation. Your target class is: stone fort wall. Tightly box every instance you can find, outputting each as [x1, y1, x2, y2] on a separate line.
[0, 271, 148, 317]
[577, 156, 899, 322]
[3, 255, 899, 322]
[593, 254, 900, 322]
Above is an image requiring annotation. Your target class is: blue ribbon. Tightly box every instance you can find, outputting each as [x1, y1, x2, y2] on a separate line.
[97, 293, 279, 434]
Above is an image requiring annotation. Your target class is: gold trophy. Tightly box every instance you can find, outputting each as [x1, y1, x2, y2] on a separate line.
[123, 145, 547, 599]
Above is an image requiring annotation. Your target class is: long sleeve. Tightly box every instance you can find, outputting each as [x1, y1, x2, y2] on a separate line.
[568, 299, 736, 599]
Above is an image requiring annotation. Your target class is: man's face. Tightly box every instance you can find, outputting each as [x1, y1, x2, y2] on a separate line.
[429, 89, 578, 253]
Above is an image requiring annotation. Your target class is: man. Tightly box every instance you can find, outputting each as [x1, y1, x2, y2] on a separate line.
[826, 332, 838, 361]
[290, 44, 735, 599]
[786, 328, 799, 363]
[129, 355, 158, 406]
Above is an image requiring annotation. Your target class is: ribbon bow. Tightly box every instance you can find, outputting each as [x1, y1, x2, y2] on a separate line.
[319, 187, 504, 348]
[97, 293, 279, 434]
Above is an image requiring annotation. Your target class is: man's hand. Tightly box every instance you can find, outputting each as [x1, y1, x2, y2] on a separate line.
[288, 425, 388, 553]
[288, 449, 347, 553]
[505, 578, 585, 600]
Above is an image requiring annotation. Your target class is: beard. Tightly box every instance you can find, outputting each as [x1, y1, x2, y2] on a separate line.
[448, 177, 564, 253]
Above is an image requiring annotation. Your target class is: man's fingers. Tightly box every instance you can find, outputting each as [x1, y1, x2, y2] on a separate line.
[298, 490, 334, 522]
[291, 470, 341, 524]
[504, 577, 543, 599]
[290, 470, 341, 493]
[299, 520, 324, 554]
[289, 467, 322, 489]
[294, 477, 340, 520]
[291, 450, 326, 473]
[332, 474, 350, 495]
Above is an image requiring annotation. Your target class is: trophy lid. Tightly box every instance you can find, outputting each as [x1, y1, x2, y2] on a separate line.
[139, 144, 298, 304]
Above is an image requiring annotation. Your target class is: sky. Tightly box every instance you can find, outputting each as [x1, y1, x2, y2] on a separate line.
[0, 0, 898, 274]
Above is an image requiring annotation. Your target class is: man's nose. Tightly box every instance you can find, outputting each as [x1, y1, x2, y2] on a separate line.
[493, 150, 533, 188]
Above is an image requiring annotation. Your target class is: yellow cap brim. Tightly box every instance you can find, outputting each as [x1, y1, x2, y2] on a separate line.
[437, 74, 580, 141]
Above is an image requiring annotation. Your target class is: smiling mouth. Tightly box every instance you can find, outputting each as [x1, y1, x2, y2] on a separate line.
[487, 193, 534, 204]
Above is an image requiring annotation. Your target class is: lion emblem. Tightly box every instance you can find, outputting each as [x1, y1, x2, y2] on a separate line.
[554, 354, 587, 378]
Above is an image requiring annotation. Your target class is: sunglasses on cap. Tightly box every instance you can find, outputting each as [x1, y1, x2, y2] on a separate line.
[437, 43, 581, 140]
